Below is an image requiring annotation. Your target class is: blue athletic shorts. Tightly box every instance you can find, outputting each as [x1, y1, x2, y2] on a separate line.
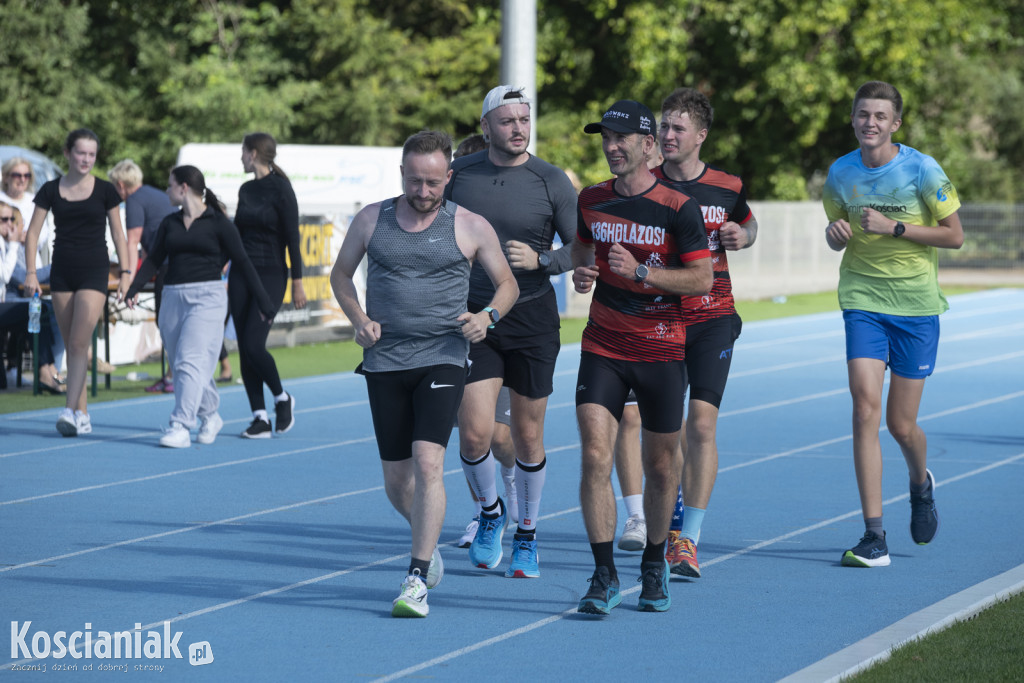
[843, 310, 939, 379]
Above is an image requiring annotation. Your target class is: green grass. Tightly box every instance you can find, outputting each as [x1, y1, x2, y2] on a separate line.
[850, 592, 1024, 682]
[4, 285, 1022, 680]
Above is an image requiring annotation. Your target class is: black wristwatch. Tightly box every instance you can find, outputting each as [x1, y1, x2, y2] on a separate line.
[537, 250, 551, 270]
[483, 306, 500, 328]
[634, 264, 650, 282]
[892, 221, 906, 238]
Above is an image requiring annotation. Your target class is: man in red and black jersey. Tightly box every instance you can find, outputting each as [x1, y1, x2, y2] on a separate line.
[572, 99, 711, 616]
[615, 88, 760, 578]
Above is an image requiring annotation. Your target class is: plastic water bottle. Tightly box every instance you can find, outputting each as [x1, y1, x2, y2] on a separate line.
[28, 293, 41, 334]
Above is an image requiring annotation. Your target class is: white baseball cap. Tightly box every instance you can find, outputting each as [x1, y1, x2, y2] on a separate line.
[481, 85, 531, 119]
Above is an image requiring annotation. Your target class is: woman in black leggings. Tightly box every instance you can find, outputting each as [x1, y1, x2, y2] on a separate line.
[231, 133, 306, 438]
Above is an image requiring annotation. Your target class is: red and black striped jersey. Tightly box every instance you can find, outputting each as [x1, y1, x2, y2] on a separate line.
[653, 163, 754, 323]
[577, 178, 710, 362]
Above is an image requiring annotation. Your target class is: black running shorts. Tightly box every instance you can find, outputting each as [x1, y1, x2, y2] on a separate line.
[49, 264, 110, 293]
[575, 352, 687, 434]
[363, 363, 466, 461]
[466, 289, 560, 399]
[684, 313, 742, 409]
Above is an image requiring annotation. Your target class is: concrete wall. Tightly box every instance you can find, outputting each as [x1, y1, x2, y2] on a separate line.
[563, 201, 842, 317]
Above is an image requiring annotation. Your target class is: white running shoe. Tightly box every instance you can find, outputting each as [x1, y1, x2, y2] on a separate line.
[458, 517, 479, 548]
[74, 411, 92, 435]
[426, 546, 444, 589]
[56, 408, 77, 437]
[159, 422, 191, 449]
[197, 413, 224, 445]
[617, 514, 647, 551]
[391, 573, 429, 617]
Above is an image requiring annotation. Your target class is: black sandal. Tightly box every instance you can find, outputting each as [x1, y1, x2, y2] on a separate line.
[39, 380, 66, 395]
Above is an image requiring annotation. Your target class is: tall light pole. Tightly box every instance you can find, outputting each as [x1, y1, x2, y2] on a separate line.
[500, 0, 537, 154]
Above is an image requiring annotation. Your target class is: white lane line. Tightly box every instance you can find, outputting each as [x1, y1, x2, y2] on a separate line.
[0, 437, 375, 507]
[719, 390, 1024, 472]
[374, 451, 1024, 683]
[779, 563, 1024, 683]
[0, 400, 368, 459]
[7, 450, 1021, 674]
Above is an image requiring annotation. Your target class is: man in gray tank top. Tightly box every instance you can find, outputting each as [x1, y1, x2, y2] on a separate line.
[444, 85, 579, 580]
[331, 130, 518, 618]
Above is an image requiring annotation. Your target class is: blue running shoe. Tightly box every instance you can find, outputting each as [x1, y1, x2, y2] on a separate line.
[468, 498, 506, 569]
[578, 566, 621, 615]
[637, 559, 671, 612]
[505, 534, 540, 578]
[909, 469, 940, 545]
[841, 530, 890, 567]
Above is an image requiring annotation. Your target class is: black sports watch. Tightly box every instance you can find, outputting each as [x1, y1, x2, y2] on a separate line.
[537, 250, 551, 270]
[483, 306, 499, 328]
[893, 221, 906, 238]
[634, 264, 650, 282]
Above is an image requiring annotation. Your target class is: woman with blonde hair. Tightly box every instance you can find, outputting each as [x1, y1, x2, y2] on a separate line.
[1, 157, 53, 288]
[22, 129, 132, 434]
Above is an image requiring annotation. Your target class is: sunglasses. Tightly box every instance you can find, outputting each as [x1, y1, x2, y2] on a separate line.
[0, 216, 15, 223]
[6, 172, 31, 180]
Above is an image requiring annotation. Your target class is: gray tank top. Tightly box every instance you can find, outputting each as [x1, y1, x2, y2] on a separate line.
[362, 197, 471, 372]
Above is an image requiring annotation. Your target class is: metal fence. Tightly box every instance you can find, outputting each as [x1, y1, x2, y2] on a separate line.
[940, 203, 1024, 269]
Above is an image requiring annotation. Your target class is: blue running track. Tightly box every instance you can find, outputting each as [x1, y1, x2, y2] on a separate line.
[2, 289, 1022, 681]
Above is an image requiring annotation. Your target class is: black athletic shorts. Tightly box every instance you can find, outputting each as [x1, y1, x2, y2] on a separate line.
[466, 289, 560, 399]
[684, 313, 742, 409]
[575, 351, 687, 434]
[49, 264, 109, 293]
[362, 363, 466, 461]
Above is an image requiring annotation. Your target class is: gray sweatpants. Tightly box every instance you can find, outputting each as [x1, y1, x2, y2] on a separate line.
[159, 281, 227, 429]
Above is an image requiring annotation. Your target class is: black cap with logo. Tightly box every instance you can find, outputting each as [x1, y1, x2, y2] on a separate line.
[584, 100, 656, 136]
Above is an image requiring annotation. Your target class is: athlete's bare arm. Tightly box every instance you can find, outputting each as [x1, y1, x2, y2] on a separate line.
[825, 218, 853, 251]
[330, 203, 382, 348]
[606, 242, 712, 296]
[859, 207, 964, 249]
[454, 208, 519, 343]
[571, 238, 599, 294]
[720, 216, 758, 250]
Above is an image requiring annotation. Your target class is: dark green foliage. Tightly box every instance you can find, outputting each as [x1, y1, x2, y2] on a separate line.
[2, 0, 1022, 200]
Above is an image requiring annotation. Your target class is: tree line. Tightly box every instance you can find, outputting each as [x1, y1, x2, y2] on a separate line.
[2, 0, 1022, 201]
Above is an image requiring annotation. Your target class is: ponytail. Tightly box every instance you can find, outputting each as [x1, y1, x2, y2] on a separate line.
[243, 132, 288, 180]
[171, 165, 225, 214]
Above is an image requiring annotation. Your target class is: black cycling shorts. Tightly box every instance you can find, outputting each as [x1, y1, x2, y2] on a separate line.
[575, 351, 687, 434]
[363, 363, 466, 461]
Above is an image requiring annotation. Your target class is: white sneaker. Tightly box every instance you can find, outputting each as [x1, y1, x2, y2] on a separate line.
[75, 411, 92, 435]
[159, 422, 191, 448]
[426, 546, 444, 589]
[458, 517, 479, 548]
[56, 408, 77, 437]
[617, 514, 647, 551]
[391, 573, 429, 617]
[197, 413, 223, 445]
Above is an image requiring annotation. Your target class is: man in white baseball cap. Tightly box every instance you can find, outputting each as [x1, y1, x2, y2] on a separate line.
[445, 85, 578, 581]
